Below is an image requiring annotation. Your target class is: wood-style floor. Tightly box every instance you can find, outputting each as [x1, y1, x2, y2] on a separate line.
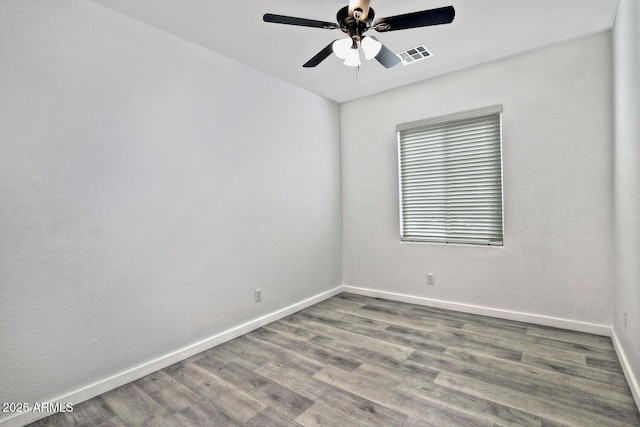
[31, 293, 640, 426]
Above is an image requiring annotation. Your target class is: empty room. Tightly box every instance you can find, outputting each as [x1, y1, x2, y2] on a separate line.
[1, 0, 639, 426]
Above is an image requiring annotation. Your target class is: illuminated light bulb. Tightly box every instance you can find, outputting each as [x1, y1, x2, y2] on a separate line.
[361, 36, 382, 60]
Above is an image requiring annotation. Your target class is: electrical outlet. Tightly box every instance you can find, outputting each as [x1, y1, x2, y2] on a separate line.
[427, 273, 435, 285]
[255, 288, 262, 302]
[624, 312, 628, 329]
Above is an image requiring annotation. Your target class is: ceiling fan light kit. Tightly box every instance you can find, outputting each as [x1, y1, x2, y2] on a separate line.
[263, 0, 455, 69]
[332, 36, 381, 67]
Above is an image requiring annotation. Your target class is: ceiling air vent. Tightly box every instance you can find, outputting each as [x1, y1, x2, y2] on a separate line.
[396, 44, 432, 66]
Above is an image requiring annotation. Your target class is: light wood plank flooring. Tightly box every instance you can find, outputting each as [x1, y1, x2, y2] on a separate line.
[30, 293, 640, 426]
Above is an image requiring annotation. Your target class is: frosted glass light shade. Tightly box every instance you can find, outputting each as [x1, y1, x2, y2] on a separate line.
[361, 36, 382, 60]
[333, 37, 361, 67]
[333, 38, 353, 60]
[343, 49, 361, 67]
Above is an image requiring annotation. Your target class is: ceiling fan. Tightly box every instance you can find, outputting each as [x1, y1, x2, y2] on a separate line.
[263, 0, 455, 68]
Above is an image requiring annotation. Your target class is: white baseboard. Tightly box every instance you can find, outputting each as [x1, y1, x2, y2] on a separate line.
[341, 285, 611, 336]
[611, 329, 640, 410]
[1, 286, 343, 427]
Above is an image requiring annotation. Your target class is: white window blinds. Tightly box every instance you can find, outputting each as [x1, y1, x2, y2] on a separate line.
[397, 106, 504, 246]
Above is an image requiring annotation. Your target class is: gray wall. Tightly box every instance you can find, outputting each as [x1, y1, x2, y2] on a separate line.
[0, 0, 342, 419]
[340, 32, 614, 327]
[613, 0, 640, 401]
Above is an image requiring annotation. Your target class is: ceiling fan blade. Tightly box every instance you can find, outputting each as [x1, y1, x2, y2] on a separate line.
[373, 39, 401, 68]
[263, 13, 339, 29]
[303, 41, 337, 68]
[373, 6, 455, 32]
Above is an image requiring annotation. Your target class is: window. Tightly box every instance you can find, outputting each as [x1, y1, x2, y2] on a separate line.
[397, 105, 504, 245]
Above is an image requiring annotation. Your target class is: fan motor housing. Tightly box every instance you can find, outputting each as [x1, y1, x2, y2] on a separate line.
[337, 6, 375, 38]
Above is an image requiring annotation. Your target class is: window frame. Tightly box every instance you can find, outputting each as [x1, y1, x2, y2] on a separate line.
[397, 105, 504, 246]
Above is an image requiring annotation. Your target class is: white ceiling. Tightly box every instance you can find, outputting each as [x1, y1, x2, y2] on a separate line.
[88, 0, 619, 103]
